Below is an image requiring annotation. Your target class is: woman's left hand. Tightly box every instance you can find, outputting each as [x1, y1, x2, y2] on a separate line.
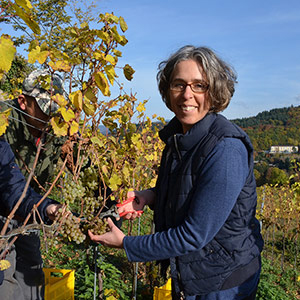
[88, 217, 125, 249]
[46, 204, 62, 221]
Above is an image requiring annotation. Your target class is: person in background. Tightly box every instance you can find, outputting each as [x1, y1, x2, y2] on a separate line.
[0, 138, 60, 299]
[89, 45, 264, 300]
[0, 69, 67, 300]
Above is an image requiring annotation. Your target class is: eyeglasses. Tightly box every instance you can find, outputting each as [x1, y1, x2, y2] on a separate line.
[169, 81, 209, 93]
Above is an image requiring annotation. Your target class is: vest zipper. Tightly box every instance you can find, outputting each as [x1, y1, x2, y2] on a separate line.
[173, 134, 182, 160]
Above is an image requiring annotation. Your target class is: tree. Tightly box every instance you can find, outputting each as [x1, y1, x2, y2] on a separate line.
[266, 167, 288, 186]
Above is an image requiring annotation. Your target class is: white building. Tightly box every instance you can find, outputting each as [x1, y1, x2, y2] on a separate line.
[269, 145, 299, 154]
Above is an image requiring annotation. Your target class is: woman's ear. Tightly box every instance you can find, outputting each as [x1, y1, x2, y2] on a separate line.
[17, 95, 27, 110]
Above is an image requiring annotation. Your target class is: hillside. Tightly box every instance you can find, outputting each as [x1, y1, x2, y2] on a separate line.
[231, 105, 300, 152]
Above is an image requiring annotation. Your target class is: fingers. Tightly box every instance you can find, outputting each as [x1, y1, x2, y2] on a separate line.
[106, 217, 115, 229]
[88, 230, 101, 243]
[127, 190, 136, 198]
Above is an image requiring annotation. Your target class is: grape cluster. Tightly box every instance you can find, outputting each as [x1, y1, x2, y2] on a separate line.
[54, 165, 110, 245]
[61, 177, 85, 205]
[81, 166, 99, 191]
[55, 208, 86, 244]
[87, 217, 109, 235]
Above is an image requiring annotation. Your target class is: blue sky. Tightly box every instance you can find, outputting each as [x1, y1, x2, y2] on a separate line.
[98, 0, 300, 121]
[2, 0, 300, 121]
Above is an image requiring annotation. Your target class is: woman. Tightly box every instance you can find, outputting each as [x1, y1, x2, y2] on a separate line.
[89, 45, 264, 300]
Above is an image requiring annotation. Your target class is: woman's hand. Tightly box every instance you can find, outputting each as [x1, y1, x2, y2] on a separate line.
[46, 204, 62, 221]
[117, 189, 156, 220]
[88, 218, 125, 248]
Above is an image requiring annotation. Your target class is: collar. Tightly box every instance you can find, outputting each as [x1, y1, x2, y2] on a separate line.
[159, 113, 217, 151]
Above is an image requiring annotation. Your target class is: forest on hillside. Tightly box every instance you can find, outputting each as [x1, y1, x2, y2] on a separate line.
[231, 105, 300, 152]
[231, 105, 300, 186]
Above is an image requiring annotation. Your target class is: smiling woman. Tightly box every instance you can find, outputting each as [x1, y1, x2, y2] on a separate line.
[168, 60, 210, 133]
[89, 45, 264, 300]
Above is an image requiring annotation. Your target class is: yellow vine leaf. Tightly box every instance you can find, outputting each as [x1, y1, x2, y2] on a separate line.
[122, 165, 130, 178]
[49, 60, 71, 72]
[59, 107, 75, 122]
[50, 117, 68, 136]
[83, 101, 96, 116]
[28, 44, 48, 64]
[69, 120, 79, 136]
[11, 4, 40, 35]
[0, 259, 11, 271]
[91, 136, 104, 147]
[104, 288, 117, 299]
[15, 0, 32, 11]
[109, 174, 122, 191]
[70, 91, 83, 111]
[136, 102, 146, 113]
[119, 16, 128, 32]
[94, 72, 110, 96]
[123, 64, 135, 81]
[84, 88, 97, 103]
[0, 109, 11, 135]
[149, 178, 157, 188]
[28, 46, 40, 64]
[53, 94, 68, 107]
[0, 35, 16, 79]
[104, 65, 116, 85]
[105, 54, 115, 65]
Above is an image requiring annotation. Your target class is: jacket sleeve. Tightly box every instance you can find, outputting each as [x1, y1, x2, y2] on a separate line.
[0, 139, 57, 222]
[123, 138, 249, 262]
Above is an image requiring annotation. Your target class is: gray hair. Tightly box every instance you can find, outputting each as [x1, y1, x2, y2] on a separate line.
[157, 45, 237, 112]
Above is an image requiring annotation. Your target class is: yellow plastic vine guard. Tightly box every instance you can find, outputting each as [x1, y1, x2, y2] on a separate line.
[153, 278, 172, 300]
[43, 268, 75, 300]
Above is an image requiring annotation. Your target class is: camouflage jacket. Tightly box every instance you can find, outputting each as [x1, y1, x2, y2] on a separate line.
[0, 99, 66, 193]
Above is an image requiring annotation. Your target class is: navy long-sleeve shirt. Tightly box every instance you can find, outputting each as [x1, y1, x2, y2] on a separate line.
[123, 137, 249, 262]
[0, 139, 55, 222]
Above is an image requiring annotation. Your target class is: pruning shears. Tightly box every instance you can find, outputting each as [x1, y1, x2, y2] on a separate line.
[116, 196, 144, 217]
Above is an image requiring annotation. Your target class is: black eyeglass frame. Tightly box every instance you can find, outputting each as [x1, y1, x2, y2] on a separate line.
[169, 81, 209, 93]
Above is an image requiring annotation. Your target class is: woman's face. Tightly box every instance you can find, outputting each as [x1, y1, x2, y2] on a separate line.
[169, 59, 210, 133]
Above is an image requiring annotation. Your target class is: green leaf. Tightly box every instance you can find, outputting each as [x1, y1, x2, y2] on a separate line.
[96, 30, 109, 43]
[113, 49, 122, 57]
[119, 16, 128, 32]
[91, 136, 104, 147]
[123, 64, 135, 81]
[109, 174, 122, 191]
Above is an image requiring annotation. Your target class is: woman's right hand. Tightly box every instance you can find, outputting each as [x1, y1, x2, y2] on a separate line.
[117, 189, 155, 220]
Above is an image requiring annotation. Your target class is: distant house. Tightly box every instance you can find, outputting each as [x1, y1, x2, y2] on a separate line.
[269, 145, 299, 154]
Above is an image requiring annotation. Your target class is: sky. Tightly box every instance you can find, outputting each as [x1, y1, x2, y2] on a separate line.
[96, 0, 300, 121]
[2, 0, 300, 121]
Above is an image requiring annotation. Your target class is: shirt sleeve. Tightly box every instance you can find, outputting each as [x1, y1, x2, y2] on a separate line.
[123, 138, 249, 262]
[0, 139, 57, 222]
